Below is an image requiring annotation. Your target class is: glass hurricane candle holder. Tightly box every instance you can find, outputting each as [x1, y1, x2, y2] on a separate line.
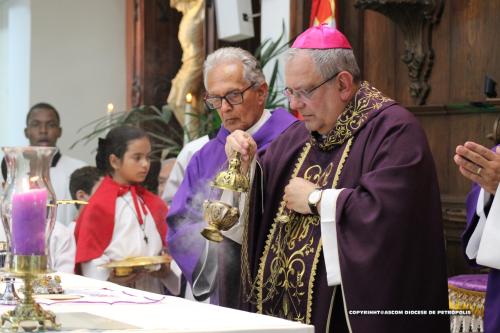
[0, 146, 59, 331]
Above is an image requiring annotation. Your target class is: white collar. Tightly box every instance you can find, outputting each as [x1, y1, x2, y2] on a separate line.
[246, 109, 271, 135]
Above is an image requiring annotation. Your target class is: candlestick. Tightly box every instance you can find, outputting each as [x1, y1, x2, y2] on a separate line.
[11, 188, 47, 255]
[184, 93, 193, 144]
[0, 146, 58, 330]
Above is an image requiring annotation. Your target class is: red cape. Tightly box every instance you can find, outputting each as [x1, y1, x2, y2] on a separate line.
[75, 176, 168, 264]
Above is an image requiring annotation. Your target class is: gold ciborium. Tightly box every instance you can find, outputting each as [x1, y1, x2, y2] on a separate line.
[201, 153, 249, 242]
[0, 146, 59, 331]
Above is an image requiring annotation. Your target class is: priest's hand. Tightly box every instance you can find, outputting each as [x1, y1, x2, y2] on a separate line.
[454, 142, 500, 194]
[284, 177, 318, 214]
[225, 130, 257, 172]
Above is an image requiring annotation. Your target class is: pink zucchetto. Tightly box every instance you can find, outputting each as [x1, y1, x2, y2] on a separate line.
[292, 24, 352, 50]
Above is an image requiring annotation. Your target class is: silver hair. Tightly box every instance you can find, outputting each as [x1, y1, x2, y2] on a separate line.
[285, 48, 361, 82]
[203, 47, 266, 89]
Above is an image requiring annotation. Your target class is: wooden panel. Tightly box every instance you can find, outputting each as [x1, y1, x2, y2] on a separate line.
[126, 0, 183, 108]
[413, 105, 500, 275]
[126, 0, 146, 108]
[125, 0, 184, 192]
[448, 0, 500, 103]
[413, 106, 500, 195]
[341, 0, 364, 68]
[362, 10, 397, 99]
[290, 0, 310, 39]
[353, 0, 500, 106]
[426, 0, 451, 104]
[142, 0, 183, 107]
[414, 110, 450, 193]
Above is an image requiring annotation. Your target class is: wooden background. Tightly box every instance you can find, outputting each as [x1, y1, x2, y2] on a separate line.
[128, 0, 500, 276]
[308, 0, 500, 276]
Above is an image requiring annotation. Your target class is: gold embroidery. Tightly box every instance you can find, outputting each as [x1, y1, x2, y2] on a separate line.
[254, 143, 312, 308]
[303, 165, 322, 183]
[256, 137, 354, 324]
[306, 137, 353, 324]
[303, 163, 333, 187]
[319, 163, 333, 187]
[314, 82, 393, 151]
[246, 82, 384, 326]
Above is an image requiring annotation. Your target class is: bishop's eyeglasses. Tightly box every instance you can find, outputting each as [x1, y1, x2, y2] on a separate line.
[282, 71, 340, 101]
[204, 83, 255, 109]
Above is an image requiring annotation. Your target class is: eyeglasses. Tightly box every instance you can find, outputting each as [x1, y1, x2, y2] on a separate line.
[204, 83, 255, 109]
[282, 71, 340, 101]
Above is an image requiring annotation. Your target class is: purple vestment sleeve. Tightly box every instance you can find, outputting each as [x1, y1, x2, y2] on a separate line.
[166, 108, 297, 305]
[461, 145, 500, 333]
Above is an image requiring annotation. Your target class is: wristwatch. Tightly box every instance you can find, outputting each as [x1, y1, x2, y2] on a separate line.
[307, 189, 323, 215]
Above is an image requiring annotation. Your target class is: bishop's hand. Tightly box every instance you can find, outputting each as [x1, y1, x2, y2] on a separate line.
[225, 130, 257, 173]
[284, 177, 318, 214]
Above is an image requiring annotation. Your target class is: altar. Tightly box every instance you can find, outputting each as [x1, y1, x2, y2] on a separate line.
[1, 273, 314, 332]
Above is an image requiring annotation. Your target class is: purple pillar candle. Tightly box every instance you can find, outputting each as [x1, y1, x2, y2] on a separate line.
[11, 188, 47, 255]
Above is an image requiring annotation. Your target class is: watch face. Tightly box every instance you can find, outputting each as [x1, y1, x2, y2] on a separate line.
[309, 190, 322, 204]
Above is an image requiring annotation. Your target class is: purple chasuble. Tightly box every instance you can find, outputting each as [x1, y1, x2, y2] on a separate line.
[167, 108, 297, 306]
[240, 82, 449, 332]
[463, 145, 500, 333]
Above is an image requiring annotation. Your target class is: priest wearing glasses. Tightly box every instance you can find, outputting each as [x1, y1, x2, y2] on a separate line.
[166, 47, 297, 305]
[225, 25, 449, 332]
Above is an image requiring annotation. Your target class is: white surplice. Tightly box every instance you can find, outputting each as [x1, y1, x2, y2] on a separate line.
[49, 221, 76, 273]
[81, 192, 181, 294]
[466, 183, 500, 269]
[51, 154, 87, 225]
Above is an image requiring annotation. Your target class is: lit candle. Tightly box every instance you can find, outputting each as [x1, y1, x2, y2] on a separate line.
[11, 188, 47, 255]
[106, 103, 114, 128]
[184, 93, 193, 144]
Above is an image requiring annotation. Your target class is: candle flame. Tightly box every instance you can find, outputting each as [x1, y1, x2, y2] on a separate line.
[185, 93, 193, 104]
[107, 103, 114, 114]
[20, 177, 30, 192]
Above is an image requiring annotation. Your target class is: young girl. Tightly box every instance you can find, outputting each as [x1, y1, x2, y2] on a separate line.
[74, 126, 178, 293]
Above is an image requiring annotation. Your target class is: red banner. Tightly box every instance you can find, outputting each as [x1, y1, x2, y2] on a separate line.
[310, 0, 337, 28]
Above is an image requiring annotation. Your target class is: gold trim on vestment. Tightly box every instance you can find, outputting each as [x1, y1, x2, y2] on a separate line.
[313, 82, 393, 151]
[256, 143, 312, 310]
[256, 137, 353, 325]
[244, 82, 392, 327]
[326, 286, 337, 332]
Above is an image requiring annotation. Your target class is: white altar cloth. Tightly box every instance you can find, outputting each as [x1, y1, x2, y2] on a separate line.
[1, 273, 314, 333]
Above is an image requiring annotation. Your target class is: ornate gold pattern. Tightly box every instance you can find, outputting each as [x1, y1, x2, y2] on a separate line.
[274, 144, 312, 225]
[242, 83, 385, 326]
[212, 153, 249, 193]
[304, 163, 333, 188]
[313, 82, 393, 151]
[202, 152, 249, 242]
[255, 137, 354, 324]
[448, 284, 485, 318]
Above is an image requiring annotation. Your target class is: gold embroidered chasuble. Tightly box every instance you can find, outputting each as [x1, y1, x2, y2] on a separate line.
[246, 82, 394, 324]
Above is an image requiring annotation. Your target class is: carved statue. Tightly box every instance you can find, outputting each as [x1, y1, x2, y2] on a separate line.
[168, 0, 205, 141]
